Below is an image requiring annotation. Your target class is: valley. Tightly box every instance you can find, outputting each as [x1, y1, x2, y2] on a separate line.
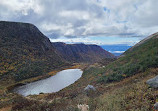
[0, 21, 158, 111]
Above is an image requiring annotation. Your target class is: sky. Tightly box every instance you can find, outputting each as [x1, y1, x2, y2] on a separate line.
[0, 0, 158, 45]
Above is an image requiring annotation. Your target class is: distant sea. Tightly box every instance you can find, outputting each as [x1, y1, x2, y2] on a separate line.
[101, 44, 132, 56]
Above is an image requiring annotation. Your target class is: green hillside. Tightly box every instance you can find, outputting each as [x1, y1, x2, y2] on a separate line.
[96, 33, 158, 83]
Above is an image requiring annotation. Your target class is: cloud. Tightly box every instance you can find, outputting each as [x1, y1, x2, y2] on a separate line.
[50, 37, 103, 45]
[109, 51, 125, 54]
[50, 36, 140, 46]
[134, 0, 158, 27]
[0, 0, 158, 41]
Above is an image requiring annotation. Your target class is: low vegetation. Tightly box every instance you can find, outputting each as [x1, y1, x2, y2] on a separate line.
[97, 35, 158, 83]
[0, 22, 158, 111]
[0, 21, 67, 82]
[95, 68, 158, 111]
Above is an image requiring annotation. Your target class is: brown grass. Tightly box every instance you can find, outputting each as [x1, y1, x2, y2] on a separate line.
[0, 64, 158, 111]
[0, 106, 12, 111]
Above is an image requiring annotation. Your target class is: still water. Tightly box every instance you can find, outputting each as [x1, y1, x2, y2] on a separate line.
[13, 69, 83, 96]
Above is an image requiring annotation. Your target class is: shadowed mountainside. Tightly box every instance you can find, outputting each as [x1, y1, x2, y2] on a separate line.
[0, 21, 67, 81]
[52, 42, 115, 63]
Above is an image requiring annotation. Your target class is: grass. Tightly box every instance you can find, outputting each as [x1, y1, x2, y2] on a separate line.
[0, 66, 157, 111]
[0, 64, 88, 111]
[94, 68, 158, 111]
[0, 35, 158, 110]
[96, 36, 158, 84]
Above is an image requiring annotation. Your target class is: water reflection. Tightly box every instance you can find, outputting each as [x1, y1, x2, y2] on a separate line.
[13, 69, 83, 96]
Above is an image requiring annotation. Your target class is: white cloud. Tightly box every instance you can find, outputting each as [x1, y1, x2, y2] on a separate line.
[109, 51, 125, 53]
[0, 0, 43, 19]
[59, 10, 90, 20]
[50, 37, 103, 45]
[134, 0, 158, 27]
[50, 36, 140, 46]
[0, 0, 158, 44]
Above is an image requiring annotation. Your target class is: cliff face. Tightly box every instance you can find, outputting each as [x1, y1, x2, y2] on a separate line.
[0, 21, 65, 81]
[52, 42, 115, 63]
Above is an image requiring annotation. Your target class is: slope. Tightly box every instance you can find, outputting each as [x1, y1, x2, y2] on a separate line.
[97, 32, 158, 83]
[52, 42, 115, 63]
[0, 21, 66, 81]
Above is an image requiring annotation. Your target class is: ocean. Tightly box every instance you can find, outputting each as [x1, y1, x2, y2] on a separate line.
[101, 44, 132, 56]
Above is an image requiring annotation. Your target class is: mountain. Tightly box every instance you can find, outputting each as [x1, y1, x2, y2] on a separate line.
[9, 32, 158, 111]
[125, 32, 158, 53]
[52, 42, 115, 63]
[1, 22, 158, 111]
[0, 21, 66, 81]
[97, 32, 158, 83]
[71, 32, 158, 111]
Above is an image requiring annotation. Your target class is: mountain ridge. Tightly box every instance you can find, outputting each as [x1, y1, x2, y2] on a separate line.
[52, 42, 115, 63]
[0, 21, 158, 111]
[126, 32, 158, 53]
[0, 21, 114, 81]
[0, 21, 66, 81]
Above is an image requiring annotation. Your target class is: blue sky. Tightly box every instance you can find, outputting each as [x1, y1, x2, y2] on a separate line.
[0, 0, 158, 45]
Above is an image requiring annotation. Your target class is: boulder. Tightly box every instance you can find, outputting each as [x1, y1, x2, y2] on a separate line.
[146, 75, 158, 88]
[154, 102, 158, 110]
[77, 104, 89, 111]
[84, 85, 98, 97]
[84, 85, 96, 91]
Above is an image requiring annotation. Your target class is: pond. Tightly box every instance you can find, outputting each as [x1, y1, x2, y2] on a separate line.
[13, 69, 83, 96]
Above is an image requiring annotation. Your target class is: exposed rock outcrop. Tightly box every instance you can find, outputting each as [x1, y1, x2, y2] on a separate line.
[146, 75, 158, 88]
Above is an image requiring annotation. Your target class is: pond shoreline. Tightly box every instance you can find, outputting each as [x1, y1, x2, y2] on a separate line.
[13, 69, 83, 96]
[7, 63, 88, 94]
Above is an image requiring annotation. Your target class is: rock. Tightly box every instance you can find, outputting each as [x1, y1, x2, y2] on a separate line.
[77, 104, 89, 111]
[84, 85, 96, 91]
[84, 85, 97, 97]
[146, 75, 158, 88]
[154, 102, 158, 110]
